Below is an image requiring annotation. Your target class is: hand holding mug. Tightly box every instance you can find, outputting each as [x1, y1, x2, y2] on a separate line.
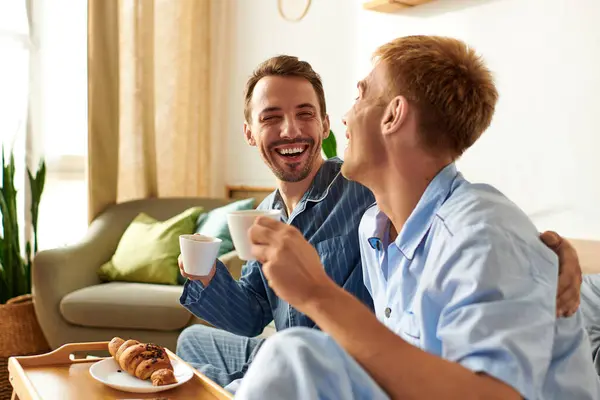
[178, 253, 216, 281]
[248, 216, 336, 314]
[227, 210, 282, 260]
[178, 234, 221, 285]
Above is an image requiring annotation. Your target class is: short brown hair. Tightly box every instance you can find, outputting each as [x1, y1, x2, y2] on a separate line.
[373, 36, 498, 158]
[243, 55, 326, 123]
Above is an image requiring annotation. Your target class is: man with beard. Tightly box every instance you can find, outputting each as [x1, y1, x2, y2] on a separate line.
[235, 37, 598, 399]
[177, 55, 582, 393]
[177, 55, 376, 392]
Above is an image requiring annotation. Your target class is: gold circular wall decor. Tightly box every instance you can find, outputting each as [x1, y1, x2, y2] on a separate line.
[277, 0, 312, 22]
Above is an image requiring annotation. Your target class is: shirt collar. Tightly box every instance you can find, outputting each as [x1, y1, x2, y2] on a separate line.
[368, 162, 459, 260]
[271, 157, 343, 211]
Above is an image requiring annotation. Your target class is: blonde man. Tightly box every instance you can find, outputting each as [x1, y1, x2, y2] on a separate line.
[235, 36, 600, 399]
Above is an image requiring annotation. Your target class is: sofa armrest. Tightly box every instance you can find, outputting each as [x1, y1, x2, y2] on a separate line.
[32, 204, 138, 347]
[219, 251, 244, 280]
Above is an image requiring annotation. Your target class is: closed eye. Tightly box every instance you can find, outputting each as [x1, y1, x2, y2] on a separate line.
[262, 115, 281, 122]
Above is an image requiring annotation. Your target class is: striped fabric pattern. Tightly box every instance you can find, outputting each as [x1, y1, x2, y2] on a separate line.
[175, 324, 264, 387]
[180, 157, 376, 336]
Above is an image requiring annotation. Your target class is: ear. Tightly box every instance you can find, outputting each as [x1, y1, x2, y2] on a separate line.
[322, 114, 331, 138]
[381, 96, 408, 137]
[243, 122, 256, 146]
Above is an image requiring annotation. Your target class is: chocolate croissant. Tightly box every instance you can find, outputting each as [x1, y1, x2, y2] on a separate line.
[108, 337, 177, 386]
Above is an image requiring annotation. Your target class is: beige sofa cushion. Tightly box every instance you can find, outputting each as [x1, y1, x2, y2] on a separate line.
[60, 282, 192, 331]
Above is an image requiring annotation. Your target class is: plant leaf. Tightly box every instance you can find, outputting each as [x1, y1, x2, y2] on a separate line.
[24, 241, 32, 294]
[0, 149, 46, 302]
[0, 188, 13, 301]
[28, 159, 46, 254]
[0, 258, 9, 304]
[322, 130, 337, 159]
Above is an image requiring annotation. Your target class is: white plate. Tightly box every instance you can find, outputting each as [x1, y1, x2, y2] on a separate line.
[89, 356, 194, 393]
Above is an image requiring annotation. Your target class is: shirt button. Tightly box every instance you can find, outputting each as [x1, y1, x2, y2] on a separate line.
[385, 307, 391, 318]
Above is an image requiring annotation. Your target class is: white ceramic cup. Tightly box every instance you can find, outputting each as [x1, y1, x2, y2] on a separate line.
[179, 234, 222, 276]
[227, 210, 282, 261]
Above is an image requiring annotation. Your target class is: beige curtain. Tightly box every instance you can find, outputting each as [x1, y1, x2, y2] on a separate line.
[87, 0, 230, 222]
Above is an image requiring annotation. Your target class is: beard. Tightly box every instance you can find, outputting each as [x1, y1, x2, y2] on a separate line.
[263, 137, 320, 183]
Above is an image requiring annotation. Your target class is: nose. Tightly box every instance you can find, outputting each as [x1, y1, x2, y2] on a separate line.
[281, 116, 301, 139]
[342, 116, 347, 126]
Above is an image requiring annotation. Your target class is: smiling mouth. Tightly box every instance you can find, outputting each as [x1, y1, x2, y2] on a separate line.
[274, 145, 309, 158]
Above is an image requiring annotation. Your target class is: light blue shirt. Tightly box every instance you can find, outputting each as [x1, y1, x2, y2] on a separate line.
[359, 163, 600, 399]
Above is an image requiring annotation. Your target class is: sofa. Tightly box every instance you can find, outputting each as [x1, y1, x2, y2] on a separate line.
[32, 197, 246, 351]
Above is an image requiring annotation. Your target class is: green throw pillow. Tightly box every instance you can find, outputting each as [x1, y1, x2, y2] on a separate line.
[195, 198, 255, 257]
[98, 206, 203, 285]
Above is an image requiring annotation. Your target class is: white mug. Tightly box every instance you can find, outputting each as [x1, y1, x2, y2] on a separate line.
[179, 234, 222, 276]
[227, 210, 281, 261]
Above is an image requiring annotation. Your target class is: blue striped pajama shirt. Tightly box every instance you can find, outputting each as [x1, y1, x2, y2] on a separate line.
[178, 157, 375, 388]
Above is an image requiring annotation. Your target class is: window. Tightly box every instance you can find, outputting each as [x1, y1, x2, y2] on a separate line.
[39, 0, 88, 160]
[0, 1, 29, 148]
[1, 0, 89, 251]
[36, 0, 88, 250]
[0, 1, 31, 253]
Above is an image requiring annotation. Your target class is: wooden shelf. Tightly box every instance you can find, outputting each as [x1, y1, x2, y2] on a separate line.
[363, 0, 434, 13]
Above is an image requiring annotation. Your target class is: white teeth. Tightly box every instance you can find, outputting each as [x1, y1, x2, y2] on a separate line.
[277, 147, 304, 155]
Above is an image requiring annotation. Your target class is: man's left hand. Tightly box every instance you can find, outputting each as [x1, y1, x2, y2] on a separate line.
[540, 231, 582, 317]
[249, 216, 336, 313]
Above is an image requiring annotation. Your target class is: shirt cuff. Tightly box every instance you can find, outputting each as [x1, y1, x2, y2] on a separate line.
[460, 355, 531, 400]
[179, 260, 228, 307]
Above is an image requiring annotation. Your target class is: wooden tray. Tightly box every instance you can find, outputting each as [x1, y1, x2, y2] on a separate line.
[7, 342, 233, 400]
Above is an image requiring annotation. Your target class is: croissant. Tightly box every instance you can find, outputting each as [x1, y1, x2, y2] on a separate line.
[108, 337, 177, 386]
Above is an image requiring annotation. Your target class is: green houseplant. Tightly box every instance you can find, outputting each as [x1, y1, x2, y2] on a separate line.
[322, 129, 337, 159]
[0, 146, 48, 397]
[0, 146, 46, 304]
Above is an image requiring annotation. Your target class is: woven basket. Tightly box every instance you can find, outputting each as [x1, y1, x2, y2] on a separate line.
[0, 294, 50, 399]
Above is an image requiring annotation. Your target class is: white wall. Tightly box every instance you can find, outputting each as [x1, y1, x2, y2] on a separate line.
[225, 0, 600, 239]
